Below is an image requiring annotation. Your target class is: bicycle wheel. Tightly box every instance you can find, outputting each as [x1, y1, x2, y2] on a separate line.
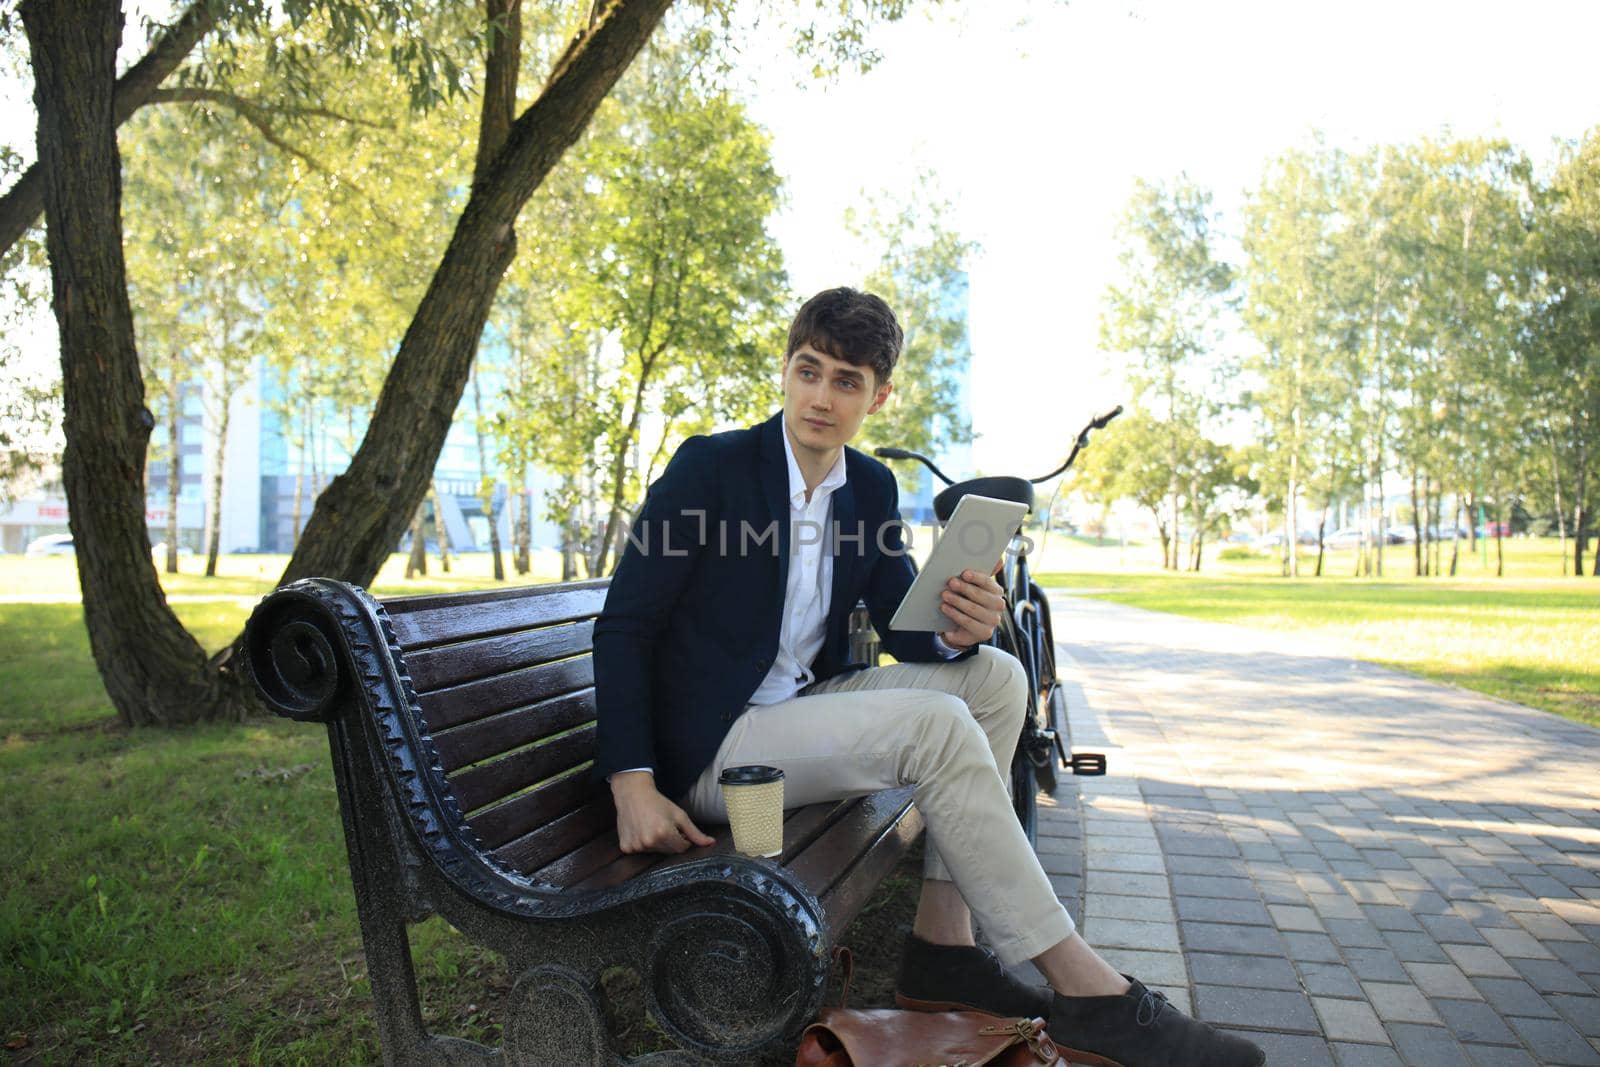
[995, 612, 1039, 847]
[1030, 580, 1066, 765]
[1011, 735, 1038, 846]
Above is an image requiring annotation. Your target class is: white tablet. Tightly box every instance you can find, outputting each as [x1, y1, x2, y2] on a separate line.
[889, 494, 1029, 632]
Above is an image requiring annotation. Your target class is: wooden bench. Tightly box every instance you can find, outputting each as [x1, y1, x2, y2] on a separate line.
[241, 577, 916, 1065]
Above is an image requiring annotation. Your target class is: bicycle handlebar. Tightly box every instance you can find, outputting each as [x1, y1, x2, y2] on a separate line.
[874, 405, 1123, 486]
[1088, 405, 1123, 431]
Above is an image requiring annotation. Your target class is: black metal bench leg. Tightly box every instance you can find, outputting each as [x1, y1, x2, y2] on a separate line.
[330, 721, 497, 1065]
[502, 964, 626, 1066]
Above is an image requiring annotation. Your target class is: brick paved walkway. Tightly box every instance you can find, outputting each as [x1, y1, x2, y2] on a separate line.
[1038, 592, 1600, 1066]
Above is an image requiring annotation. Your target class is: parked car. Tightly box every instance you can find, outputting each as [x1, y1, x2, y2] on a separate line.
[149, 541, 195, 557]
[1325, 529, 1364, 548]
[24, 533, 75, 557]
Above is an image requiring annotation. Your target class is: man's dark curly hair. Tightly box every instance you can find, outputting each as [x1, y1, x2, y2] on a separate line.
[785, 287, 902, 384]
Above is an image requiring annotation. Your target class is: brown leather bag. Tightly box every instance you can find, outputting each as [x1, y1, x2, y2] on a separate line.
[793, 948, 1069, 1067]
[793, 1008, 1069, 1067]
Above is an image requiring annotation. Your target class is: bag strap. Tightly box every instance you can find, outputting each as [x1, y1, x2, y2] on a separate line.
[979, 1018, 1061, 1064]
[829, 945, 856, 1009]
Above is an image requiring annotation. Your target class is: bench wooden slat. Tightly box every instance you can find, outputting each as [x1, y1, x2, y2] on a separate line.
[406, 620, 596, 693]
[466, 769, 599, 850]
[567, 798, 866, 893]
[819, 800, 923, 943]
[529, 826, 628, 887]
[430, 690, 596, 773]
[786, 788, 917, 900]
[493, 799, 616, 876]
[450, 724, 597, 814]
[417, 656, 593, 732]
[387, 583, 608, 651]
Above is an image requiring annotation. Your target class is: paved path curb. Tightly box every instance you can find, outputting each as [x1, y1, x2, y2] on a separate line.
[1044, 592, 1600, 1066]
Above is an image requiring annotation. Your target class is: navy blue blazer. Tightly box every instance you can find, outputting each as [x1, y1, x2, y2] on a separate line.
[592, 412, 976, 800]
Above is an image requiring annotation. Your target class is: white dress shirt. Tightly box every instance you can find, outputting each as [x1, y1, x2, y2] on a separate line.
[747, 428, 850, 705]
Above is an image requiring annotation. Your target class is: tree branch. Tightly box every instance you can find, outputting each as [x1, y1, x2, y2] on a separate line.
[146, 87, 404, 231]
[278, 0, 673, 588]
[146, 87, 384, 129]
[474, 0, 523, 185]
[0, 0, 214, 258]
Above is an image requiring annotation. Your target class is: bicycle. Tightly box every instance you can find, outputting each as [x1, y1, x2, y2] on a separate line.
[874, 406, 1121, 844]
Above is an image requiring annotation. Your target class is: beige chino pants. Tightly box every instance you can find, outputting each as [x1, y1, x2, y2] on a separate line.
[683, 646, 1077, 965]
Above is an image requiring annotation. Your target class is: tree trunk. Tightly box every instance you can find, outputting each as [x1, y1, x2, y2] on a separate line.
[595, 358, 654, 576]
[1545, 421, 1568, 575]
[1575, 502, 1588, 578]
[1168, 490, 1180, 572]
[1154, 511, 1172, 573]
[1279, 508, 1290, 577]
[203, 366, 233, 578]
[405, 502, 426, 579]
[1440, 486, 1452, 585]
[1374, 429, 1385, 578]
[291, 397, 307, 548]
[1314, 506, 1327, 578]
[1287, 456, 1300, 578]
[1573, 440, 1589, 578]
[1448, 496, 1463, 577]
[1495, 503, 1505, 578]
[471, 367, 506, 581]
[562, 514, 579, 580]
[430, 484, 452, 573]
[278, 0, 673, 591]
[514, 463, 531, 576]
[165, 371, 181, 574]
[22, 0, 248, 726]
[560, 476, 580, 580]
[1411, 469, 1424, 576]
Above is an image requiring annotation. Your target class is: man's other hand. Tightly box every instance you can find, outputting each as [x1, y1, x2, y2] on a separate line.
[939, 568, 1006, 649]
[610, 771, 716, 854]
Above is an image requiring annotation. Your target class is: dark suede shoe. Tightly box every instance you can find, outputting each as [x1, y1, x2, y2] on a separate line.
[894, 935, 1054, 1020]
[1048, 977, 1264, 1067]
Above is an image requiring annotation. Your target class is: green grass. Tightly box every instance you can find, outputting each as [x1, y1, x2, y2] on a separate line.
[1021, 529, 1582, 580]
[0, 549, 576, 1060]
[0, 597, 535, 1063]
[0, 558, 912, 1063]
[1034, 567, 1600, 729]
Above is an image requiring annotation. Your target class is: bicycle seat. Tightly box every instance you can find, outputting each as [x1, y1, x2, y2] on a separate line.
[933, 476, 1035, 521]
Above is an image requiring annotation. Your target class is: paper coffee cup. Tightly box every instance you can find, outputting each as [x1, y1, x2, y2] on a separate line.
[719, 765, 785, 858]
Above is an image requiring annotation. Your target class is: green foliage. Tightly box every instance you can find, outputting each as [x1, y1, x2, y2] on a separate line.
[1527, 127, 1600, 567]
[488, 34, 791, 574]
[0, 139, 56, 503]
[182, 0, 487, 112]
[1100, 177, 1239, 569]
[849, 174, 977, 492]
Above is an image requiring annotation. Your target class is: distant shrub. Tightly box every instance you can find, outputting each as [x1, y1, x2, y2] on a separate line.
[1218, 545, 1254, 561]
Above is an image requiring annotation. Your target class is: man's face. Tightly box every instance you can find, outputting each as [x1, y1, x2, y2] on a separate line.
[781, 344, 893, 456]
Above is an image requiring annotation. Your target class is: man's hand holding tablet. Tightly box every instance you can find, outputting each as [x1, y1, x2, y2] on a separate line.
[888, 495, 1029, 643]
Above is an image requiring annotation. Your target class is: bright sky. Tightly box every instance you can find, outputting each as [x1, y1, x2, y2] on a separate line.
[743, 0, 1600, 477]
[5, 0, 1598, 477]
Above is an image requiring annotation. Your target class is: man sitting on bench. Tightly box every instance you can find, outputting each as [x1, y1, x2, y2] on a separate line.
[594, 287, 1263, 1067]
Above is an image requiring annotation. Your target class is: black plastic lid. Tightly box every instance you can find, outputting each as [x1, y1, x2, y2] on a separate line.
[719, 764, 784, 786]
